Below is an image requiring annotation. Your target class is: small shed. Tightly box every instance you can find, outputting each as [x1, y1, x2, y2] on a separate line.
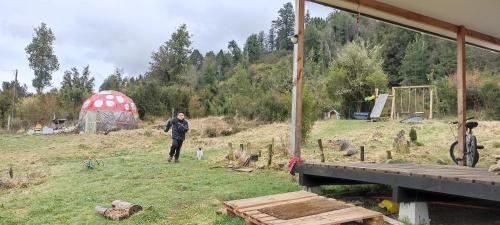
[325, 109, 341, 120]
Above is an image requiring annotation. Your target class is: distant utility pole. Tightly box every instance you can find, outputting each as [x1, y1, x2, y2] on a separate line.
[12, 69, 18, 119]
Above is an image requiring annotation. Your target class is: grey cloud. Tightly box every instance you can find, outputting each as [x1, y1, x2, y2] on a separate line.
[0, 0, 332, 92]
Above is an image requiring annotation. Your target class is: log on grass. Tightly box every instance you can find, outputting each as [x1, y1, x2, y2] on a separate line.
[112, 200, 143, 215]
[95, 206, 128, 221]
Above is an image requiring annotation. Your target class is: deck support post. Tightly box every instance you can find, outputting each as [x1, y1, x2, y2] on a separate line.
[456, 26, 467, 166]
[290, 0, 305, 158]
[302, 186, 322, 194]
[398, 202, 430, 225]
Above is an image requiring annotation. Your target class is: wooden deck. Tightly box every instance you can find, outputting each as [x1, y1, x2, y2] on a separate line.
[295, 162, 500, 203]
[224, 191, 384, 225]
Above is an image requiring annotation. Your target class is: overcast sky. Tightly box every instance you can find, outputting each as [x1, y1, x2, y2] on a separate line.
[0, 0, 332, 92]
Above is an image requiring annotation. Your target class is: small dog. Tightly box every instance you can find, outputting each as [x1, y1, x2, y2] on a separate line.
[196, 148, 204, 160]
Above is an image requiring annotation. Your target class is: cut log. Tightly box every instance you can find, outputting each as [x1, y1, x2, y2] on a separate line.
[95, 206, 109, 215]
[95, 206, 128, 221]
[112, 200, 143, 215]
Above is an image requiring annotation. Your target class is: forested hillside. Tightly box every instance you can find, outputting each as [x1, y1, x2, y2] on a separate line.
[2, 2, 500, 131]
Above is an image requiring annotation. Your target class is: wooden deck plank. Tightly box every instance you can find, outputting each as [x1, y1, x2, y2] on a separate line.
[238, 196, 325, 213]
[267, 207, 382, 225]
[312, 162, 500, 185]
[225, 191, 317, 209]
[224, 191, 382, 225]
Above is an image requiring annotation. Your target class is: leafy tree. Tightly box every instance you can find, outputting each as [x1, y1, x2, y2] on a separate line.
[0, 81, 28, 128]
[325, 41, 388, 115]
[267, 27, 276, 52]
[100, 68, 124, 91]
[149, 24, 192, 84]
[399, 34, 432, 85]
[228, 40, 242, 64]
[244, 34, 263, 63]
[59, 65, 95, 112]
[216, 50, 231, 79]
[258, 31, 266, 52]
[189, 49, 204, 70]
[61, 66, 94, 93]
[273, 2, 295, 50]
[375, 25, 416, 84]
[25, 23, 59, 94]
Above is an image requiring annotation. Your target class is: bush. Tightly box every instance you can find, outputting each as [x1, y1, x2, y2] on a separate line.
[409, 127, 417, 142]
[204, 127, 218, 138]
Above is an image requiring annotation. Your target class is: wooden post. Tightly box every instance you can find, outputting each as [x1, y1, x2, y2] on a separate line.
[360, 146, 365, 162]
[7, 115, 11, 131]
[246, 142, 251, 155]
[429, 87, 434, 119]
[228, 142, 233, 161]
[267, 144, 273, 167]
[290, 0, 305, 158]
[386, 150, 392, 160]
[11, 69, 18, 119]
[271, 138, 275, 155]
[390, 87, 396, 119]
[239, 144, 244, 152]
[318, 139, 325, 163]
[457, 26, 467, 166]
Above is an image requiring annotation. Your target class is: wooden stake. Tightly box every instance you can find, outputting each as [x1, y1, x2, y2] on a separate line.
[11, 69, 18, 120]
[246, 142, 251, 155]
[386, 150, 392, 160]
[228, 142, 233, 162]
[457, 26, 467, 166]
[267, 144, 273, 167]
[360, 146, 365, 162]
[290, 0, 305, 158]
[271, 138, 275, 154]
[390, 87, 396, 119]
[318, 139, 325, 163]
[239, 144, 244, 152]
[429, 88, 434, 119]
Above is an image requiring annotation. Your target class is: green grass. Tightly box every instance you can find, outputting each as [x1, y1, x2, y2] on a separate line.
[2, 119, 500, 224]
[0, 135, 299, 225]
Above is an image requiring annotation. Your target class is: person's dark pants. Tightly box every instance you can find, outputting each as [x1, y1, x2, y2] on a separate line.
[169, 139, 184, 159]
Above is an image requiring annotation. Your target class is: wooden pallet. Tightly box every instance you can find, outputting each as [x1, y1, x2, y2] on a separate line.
[224, 191, 383, 225]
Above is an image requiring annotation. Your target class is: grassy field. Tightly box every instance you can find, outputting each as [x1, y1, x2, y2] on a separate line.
[1, 118, 500, 224]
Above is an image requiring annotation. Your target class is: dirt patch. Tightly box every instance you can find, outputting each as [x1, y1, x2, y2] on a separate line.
[258, 198, 350, 220]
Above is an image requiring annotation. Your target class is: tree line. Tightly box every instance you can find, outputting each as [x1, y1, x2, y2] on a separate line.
[2, 2, 500, 135]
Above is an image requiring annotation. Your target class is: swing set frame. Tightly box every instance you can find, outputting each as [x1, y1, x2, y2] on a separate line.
[389, 85, 434, 119]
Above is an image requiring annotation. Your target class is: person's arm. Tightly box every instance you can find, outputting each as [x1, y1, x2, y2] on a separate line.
[178, 121, 189, 133]
[164, 119, 173, 132]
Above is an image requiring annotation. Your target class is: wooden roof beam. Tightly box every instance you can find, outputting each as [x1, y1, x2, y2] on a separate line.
[311, 0, 500, 48]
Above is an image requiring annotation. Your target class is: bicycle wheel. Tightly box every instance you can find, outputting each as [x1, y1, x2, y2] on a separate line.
[467, 136, 479, 167]
[449, 141, 459, 164]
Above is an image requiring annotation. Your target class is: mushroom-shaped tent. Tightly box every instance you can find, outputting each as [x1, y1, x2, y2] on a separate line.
[78, 90, 139, 133]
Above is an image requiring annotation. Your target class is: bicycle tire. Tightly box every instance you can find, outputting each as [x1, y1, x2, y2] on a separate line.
[449, 141, 459, 164]
[468, 136, 479, 167]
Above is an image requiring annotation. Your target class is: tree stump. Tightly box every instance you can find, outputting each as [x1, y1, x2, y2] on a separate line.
[393, 130, 409, 154]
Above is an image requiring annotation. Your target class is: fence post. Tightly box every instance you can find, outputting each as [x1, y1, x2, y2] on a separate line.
[386, 150, 392, 160]
[318, 139, 325, 163]
[267, 144, 273, 167]
[360, 146, 365, 162]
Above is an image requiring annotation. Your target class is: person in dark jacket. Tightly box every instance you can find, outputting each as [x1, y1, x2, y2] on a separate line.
[164, 112, 189, 162]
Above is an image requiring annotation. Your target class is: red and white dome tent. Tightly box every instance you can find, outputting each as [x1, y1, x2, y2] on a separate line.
[78, 90, 139, 134]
